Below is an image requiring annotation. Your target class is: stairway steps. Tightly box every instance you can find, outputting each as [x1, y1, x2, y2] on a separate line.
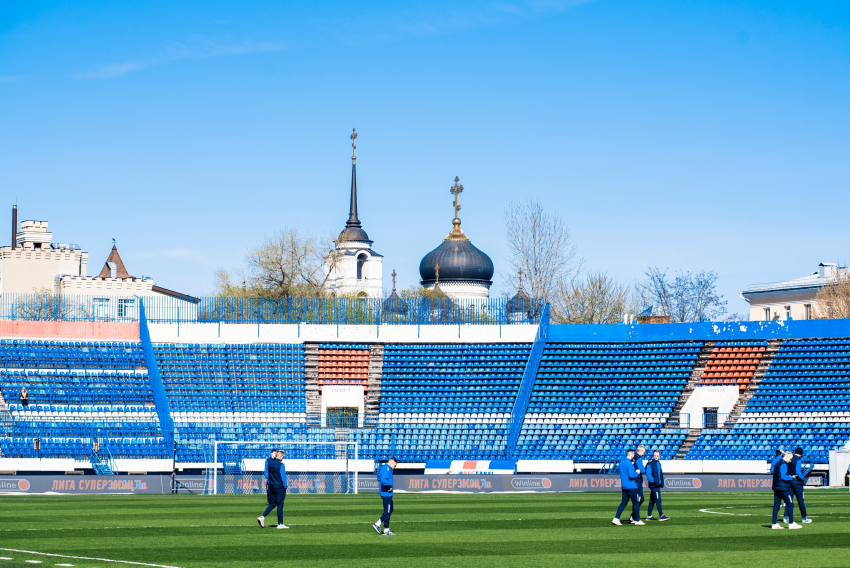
[727, 339, 783, 425]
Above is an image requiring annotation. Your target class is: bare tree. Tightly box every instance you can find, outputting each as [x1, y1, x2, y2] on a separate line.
[555, 271, 635, 324]
[502, 198, 582, 304]
[814, 266, 850, 319]
[213, 228, 346, 298]
[638, 267, 727, 322]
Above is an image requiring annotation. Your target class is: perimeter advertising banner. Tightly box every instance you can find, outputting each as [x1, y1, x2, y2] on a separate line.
[357, 474, 774, 493]
[0, 476, 169, 494]
[0, 473, 774, 494]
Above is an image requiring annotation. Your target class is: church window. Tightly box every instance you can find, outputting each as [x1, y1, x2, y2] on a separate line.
[356, 254, 367, 280]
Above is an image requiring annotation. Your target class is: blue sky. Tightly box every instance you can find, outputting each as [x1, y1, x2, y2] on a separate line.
[1, 0, 848, 313]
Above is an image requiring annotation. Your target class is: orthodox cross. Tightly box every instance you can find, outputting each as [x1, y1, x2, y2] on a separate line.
[434, 262, 441, 284]
[350, 128, 358, 162]
[392, 269, 397, 292]
[518, 268, 524, 290]
[450, 176, 463, 219]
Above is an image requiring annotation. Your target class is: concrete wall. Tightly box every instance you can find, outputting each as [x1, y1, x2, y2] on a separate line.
[681, 386, 739, 428]
[0, 244, 87, 294]
[0, 320, 139, 340]
[148, 322, 538, 344]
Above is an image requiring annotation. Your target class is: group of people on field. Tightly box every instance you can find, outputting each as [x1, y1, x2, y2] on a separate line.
[769, 448, 812, 529]
[612, 445, 669, 525]
[612, 444, 812, 528]
[256, 450, 399, 535]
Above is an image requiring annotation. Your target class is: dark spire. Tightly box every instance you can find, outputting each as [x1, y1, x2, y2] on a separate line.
[339, 128, 371, 243]
[346, 128, 361, 229]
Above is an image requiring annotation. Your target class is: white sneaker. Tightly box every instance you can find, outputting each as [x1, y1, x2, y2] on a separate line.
[783, 517, 789, 523]
[277, 524, 289, 529]
[612, 518, 622, 525]
[257, 516, 265, 528]
[631, 520, 645, 525]
[373, 522, 382, 534]
[802, 518, 812, 523]
[771, 524, 784, 529]
[645, 515, 655, 520]
[788, 522, 802, 529]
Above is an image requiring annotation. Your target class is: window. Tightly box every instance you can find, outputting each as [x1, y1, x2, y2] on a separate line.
[356, 254, 367, 280]
[92, 298, 109, 320]
[118, 298, 136, 319]
[763, 308, 771, 321]
[805, 304, 812, 320]
[785, 306, 791, 320]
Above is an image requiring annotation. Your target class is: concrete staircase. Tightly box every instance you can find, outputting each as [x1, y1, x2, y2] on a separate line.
[667, 341, 716, 427]
[366, 344, 384, 415]
[727, 339, 783, 426]
[303, 343, 321, 417]
[675, 428, 703, 459]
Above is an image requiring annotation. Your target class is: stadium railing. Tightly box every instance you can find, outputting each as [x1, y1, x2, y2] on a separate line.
[0, 294, 545, 326]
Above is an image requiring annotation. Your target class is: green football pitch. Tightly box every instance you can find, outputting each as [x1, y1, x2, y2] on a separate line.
[1, 491, 849, 568]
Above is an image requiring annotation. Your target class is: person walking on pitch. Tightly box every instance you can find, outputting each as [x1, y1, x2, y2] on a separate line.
[645, 450, 669, 521]
[258, 450, 289, 529]
[789, 448, 811, 523]
[630, 445, 647, 521]
[612, 449, 643, 526]
[771, 451, 800, 529]
[373, 457, 398, 535]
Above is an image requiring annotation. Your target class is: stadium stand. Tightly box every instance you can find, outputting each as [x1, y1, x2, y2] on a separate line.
[2, 332, 849, 469]
[153, 343, 307, 462]
[687, 338, 850, 463]
[361, 343, 531, 461]
[513, 342, 698, 461]
[0, 339, 168, 462]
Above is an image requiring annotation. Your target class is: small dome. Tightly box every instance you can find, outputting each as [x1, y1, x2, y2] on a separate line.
[419, 239, 494, 285]
[340, 226, 371, 244]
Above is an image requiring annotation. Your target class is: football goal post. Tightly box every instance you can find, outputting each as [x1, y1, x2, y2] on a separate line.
[211, 440, 359, 495]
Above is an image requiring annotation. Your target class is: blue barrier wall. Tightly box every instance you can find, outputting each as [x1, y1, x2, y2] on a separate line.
[138, 300, 175, 459]
[506, 304, 550, 459]
[548, 318, 850, 342]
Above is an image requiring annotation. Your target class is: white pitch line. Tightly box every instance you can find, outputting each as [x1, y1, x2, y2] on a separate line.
[0, 549, 183, 568]
[698, 508, 753, 516]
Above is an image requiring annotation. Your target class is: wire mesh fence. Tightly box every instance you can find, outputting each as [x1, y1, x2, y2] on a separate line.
[0, 294, 546, 325]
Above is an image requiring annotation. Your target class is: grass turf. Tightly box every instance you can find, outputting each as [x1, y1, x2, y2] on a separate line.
[1, 491, 849, 568]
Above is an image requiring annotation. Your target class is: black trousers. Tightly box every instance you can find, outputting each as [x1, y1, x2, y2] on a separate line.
[380, 496, 394, 528]
[790, 483, 806, 518]
[647, 487, 663, 516]
[262, 486, 286, 525]
[772, 490, 793, 525]
[615, 489, 639, 520]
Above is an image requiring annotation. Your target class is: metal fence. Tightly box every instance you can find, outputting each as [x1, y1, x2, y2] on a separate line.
[0, 294, 545, 326]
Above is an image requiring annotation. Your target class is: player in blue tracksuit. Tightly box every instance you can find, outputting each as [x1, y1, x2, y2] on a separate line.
[258, 450, 289, 529]
[768, 449, 783, 474]
[612, 450, 643, 525]
[771, 451, 800, 529]
[789, 448, 811, 523]
[645, 450, 670, 521]
[631, 445, 647, 521]
[373, 458, 398, 535]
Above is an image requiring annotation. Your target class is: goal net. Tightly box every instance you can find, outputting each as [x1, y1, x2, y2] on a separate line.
[210, 441, 359, 495]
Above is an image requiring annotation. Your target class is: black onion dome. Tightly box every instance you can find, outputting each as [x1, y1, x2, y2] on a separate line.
[419, 239, 494, 285]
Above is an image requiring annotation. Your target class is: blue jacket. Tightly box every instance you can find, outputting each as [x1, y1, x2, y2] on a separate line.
[769, 455, 783, 474]
[265, 458, 287, 489]
[634, 454, 646, 479]
[619, 458, 639, 490]
[646, 459, 663, 489]
[773, 461, 794, 492]
[378, 463, 394, 498]
[790, 455, 805, 486]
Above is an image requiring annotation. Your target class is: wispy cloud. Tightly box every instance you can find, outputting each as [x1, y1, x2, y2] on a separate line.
[0, 74, 29, 84]
[72, 35, 285, 79]
[324, 0, 597, 45]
